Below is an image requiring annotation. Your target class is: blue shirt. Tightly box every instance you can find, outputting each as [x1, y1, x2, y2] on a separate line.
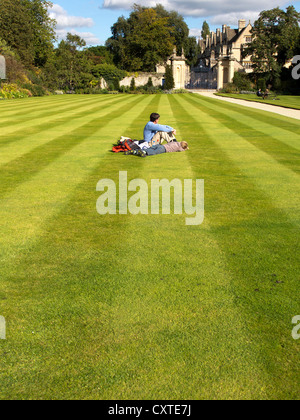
[143, 121, 174, 143]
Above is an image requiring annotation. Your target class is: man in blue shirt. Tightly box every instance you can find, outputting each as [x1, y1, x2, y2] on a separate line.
[143, 113, 177, 146]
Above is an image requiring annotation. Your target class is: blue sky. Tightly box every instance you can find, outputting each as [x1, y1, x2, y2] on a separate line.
[48, 0, 300, 46]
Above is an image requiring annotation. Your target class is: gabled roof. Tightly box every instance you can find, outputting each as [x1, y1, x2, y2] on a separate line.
[228, 24, 252, 44]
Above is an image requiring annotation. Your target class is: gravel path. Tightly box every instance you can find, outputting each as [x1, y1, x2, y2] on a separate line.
[189, 90, 300, 121]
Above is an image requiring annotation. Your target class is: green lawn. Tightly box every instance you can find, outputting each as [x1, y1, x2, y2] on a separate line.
[216, 93, 300, 110]
[0, 93, 299, 400]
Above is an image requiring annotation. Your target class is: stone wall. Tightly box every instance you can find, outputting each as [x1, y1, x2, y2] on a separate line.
[120, 72, 164, 88]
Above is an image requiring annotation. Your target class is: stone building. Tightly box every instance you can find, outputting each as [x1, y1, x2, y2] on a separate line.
[156, 49, 190, 90]
[192, 19, 253, 90]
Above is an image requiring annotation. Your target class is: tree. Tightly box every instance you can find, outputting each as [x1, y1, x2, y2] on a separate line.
[184, 37, 201, 67]
[86, 46, 114, 65]
[52, 33, 93, 91]
[28, 0, 56, 67]
[243, 6, 300, 85]
[154, 5, 189, 56]
[164, 64, 175, 90]
[201, 21, 210, 40]
[91, 63, 126, 89]
[106, 4, 179, 71]
[0, 0, 55, 67]
[130, 77, 136, 91]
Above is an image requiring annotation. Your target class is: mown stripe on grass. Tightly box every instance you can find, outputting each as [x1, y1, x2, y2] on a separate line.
[0, 95, 110, 125]
[0, 96, 118, 132]
[187, 94, 300, 167]
[0, 94, 124, 148]
[0, 94, 127, 141]
[168, 94, 299, 399]
[0, 95, 149, 199]
[0, 94, 156, 263]
[0, 95, 94, 115]
[176, 94, 300, 224]
[195, 93, 300, 138]
[0, 95, 135, 166]
[185, 94, 300, 173]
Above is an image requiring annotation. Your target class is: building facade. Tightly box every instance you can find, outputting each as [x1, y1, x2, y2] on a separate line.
[192, 19, 253, 90]
[156, 49, 190, 90]
[157, 20, 254, 90]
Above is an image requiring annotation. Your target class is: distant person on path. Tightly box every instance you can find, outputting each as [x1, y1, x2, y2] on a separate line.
[144, 113, 177, 146]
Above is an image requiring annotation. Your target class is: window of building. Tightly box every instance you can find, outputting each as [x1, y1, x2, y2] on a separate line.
[243, 62, 252, 69]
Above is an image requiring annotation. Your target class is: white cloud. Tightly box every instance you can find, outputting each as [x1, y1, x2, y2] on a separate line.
[55, 29, 100, 45]
[102, 0, 288, 19]
[49, 4, 94, 29]
[49, 4, 100, 45]
[189, 28, 202, 38]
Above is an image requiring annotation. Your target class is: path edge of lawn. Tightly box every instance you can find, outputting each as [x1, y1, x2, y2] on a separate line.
[214, 93, 300, 110]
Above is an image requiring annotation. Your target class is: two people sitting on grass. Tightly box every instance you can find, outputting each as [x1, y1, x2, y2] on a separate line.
[257, 88, 270, 99]
[125, 112, 189, 157]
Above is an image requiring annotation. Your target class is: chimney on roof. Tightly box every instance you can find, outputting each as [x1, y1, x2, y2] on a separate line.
[238, 19, 246, 32]
[222, 24, 227, 33]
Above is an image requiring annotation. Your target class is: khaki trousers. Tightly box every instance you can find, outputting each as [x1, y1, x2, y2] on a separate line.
[150, 131, 176, 146]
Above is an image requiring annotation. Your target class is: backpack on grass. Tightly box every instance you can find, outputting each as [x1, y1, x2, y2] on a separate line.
[112, 139, 140, 153]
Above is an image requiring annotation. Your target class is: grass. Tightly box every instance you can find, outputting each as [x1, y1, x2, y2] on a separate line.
[215, 93, 300, 110]
[0, 93, 299, 400]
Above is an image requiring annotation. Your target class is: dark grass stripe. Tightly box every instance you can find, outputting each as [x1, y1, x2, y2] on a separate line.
[0, 95, 114, 129]
[192, 93, 300, 136]
[182, 94, 300, 175]
[0, 95, 148, 199]
[0, 94, 131, 149]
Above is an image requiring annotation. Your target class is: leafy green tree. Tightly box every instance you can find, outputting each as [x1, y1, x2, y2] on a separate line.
[52, 33, 93, 91]
[0, 37, 16, 57]
[147, 77, 153, 88]
[0, 0, 35, 66]
[0, 0, 55, 67]
[232, 72, 253, 91]
[154, 5, 189, 56]
[86, 46, 114, 65]
[106, 4, 176, 71]
[184, 37, 201, 67]
[164, 64, 175, 90]
[244, 6, 300, 85]
[91, 63, 126, 89]
[130, 77, 136, 91]
[28, 0, 56, 67]
[201, 21, 210, 40]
